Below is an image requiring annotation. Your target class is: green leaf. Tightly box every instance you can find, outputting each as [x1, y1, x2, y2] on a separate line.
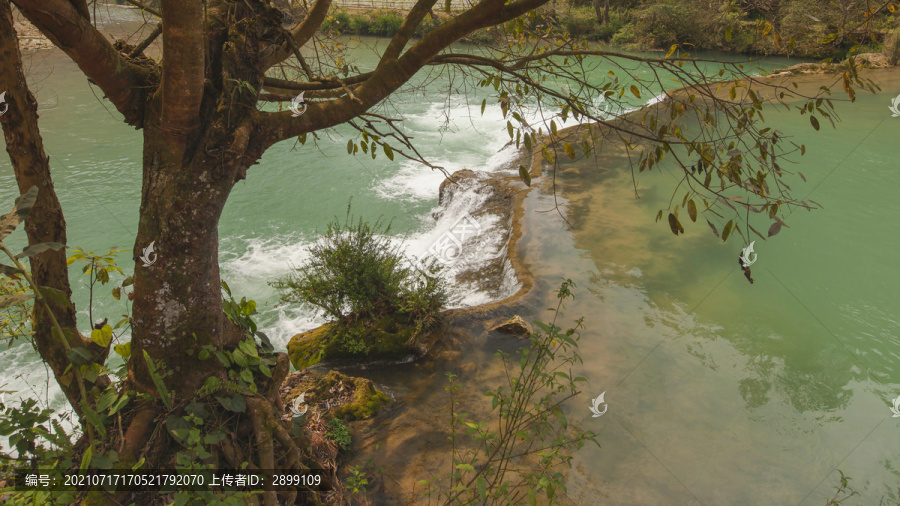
[455, 463, 476, 473]
[66, 347, 92, 366]
[15, 242, 65, 259]
[80, 444, 93, 471]
[480, 98, 486, 115]
[383, 143, 394, 161]
[476, 476, 488, 499]
[238, 338, 258, 358]
[165, 415, 192, 442]
[347, 139, 353, 154]
[232, 349, 248, 368]
[113, 317, 130, 330]
[114, 342, 131, 359]
[240, 368, 254, 384]
[96, 389, 118, 412]
[90, 324, 113, 348]
[216, 394, 246, 413]
[39, 286, 70, 306]
[687, 199, 697, 222]
[109, 393, 130, 416]
[143, 351, 172, 410]
[112, 287, 121, 301]
[518, 165, 532, 187]
[0, 293, 32, 309]
[722, 220, 734, 242]
[92, 451, 117, 469]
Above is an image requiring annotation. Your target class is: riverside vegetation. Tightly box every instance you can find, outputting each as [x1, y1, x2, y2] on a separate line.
[322, 0, 900, 59]
[273, 206, 448, 369]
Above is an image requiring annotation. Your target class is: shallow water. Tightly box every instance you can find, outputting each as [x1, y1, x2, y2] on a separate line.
[546, 70, 900, 504]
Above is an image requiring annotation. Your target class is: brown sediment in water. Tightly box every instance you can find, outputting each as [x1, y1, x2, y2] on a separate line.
[319, 66, 900, 502]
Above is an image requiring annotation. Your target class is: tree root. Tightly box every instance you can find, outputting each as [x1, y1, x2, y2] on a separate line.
[247, 397, 278, 506]
[119, 406, 159, 463]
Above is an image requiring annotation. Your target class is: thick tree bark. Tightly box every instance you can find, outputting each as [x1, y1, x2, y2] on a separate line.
[128, 125, 242, 395]
[0, 0, 107, 412]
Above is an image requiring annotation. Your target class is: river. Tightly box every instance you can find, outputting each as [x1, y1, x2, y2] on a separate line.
[1, 7, 898, 504]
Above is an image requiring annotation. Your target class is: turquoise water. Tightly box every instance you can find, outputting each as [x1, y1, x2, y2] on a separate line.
[4, 11, 894, 503]
[535, 71, 900, 503]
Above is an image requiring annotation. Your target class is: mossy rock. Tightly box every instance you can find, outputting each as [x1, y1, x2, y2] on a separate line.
[287, 314, 418, 369]
[284, 370, 389, 421]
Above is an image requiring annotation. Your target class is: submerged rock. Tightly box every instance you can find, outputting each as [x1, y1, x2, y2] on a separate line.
[287, 315, 420, 370]
[488, 315, 533, 337]
[283, 369, 389, 421]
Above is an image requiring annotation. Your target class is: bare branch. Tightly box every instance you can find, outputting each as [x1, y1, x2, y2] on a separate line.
[262, 0, 332, 70]
[122, 0, 162, 18]
[12, 0, 153, 126]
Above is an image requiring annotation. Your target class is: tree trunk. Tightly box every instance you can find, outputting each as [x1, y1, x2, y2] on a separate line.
[128, 123, 243, 396]
[593, 0, 608, 26]
[0, 0, 107, 413]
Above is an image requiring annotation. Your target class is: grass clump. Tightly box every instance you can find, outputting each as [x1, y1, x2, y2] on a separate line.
[272, 204, 447, 335]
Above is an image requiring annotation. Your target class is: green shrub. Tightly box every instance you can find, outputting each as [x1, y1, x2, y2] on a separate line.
[322, 9, 351, 32]
[560, 6, 599, 37]
[326, 418, 352, 451]
[596, 9, 629, 40]
[272, 205, 447, 332]
[369, 11, 404, 36]
[348, 13, 371, 34]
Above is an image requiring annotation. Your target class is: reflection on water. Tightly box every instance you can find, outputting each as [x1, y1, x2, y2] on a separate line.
[550, 74, 900, 504]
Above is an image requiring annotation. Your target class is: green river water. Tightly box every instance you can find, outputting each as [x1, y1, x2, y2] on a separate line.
[1, 8, 898, 504]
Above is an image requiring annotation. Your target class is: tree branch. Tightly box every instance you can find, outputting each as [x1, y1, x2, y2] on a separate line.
[12, 0, 152, 126]
[382, 0, 440, 62]
[254, 0, 552, 148]
[129, 22, 162, 58]
[123, 0, 162, 18]
[159, 0, 205, 144]
[261, 0, 332, 70]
